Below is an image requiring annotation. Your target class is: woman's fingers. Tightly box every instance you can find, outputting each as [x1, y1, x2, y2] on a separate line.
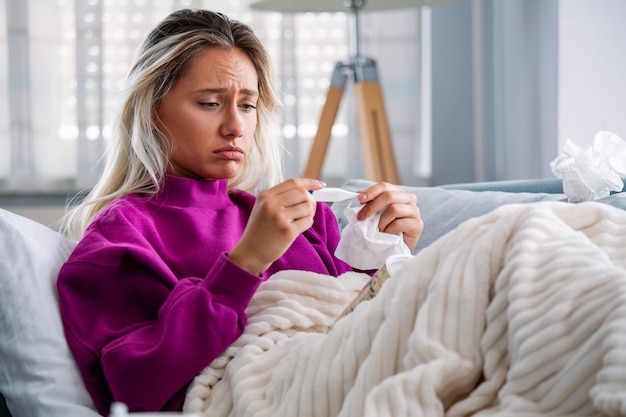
[379, 205, 423, 250]
[264, 178, 325, 201]
[256, 178, 323, 224]
[356, 182, 423, 251]
[228, 178, 325, 275]
[378, 200, 419, 232]
[356, 183, 414, 220]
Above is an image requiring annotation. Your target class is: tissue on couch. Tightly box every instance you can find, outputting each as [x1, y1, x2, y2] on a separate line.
[550, 131, 626, 202]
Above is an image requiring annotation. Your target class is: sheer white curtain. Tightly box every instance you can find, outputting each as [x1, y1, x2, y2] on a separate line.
[0, 0, 429, 193]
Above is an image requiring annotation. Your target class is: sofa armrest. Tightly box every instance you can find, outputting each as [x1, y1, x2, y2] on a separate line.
[439, 178, 565, 194]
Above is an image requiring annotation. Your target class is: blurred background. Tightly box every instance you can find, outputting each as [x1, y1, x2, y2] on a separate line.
[1, 0, 625, 225]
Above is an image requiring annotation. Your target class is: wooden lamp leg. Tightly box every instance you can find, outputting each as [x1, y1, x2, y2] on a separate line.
[304, 58, 400, 184]
[354, 80, 399, 184]
[304, 62, 348, 179]
[303, 85, 344, 179]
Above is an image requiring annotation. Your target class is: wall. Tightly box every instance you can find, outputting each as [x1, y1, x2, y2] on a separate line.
[1, 195, 67, 228]
[430, 0, 626, 186]
[558, 0, 626, 148]
[430, 0, 475, 186]
[4, 206, 66, 228]
[429, 0, 560, 185]
[490, 0, 559, 181]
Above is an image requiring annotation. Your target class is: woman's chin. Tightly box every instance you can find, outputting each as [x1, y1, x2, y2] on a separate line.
[168, 164, 241, 181]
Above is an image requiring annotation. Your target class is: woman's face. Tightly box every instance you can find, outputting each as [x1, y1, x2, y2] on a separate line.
[156, 47, 259, 180]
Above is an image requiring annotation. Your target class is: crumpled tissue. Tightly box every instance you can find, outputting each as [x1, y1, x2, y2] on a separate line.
[334, 203, 410, 270]
[550, 130, 626, 202]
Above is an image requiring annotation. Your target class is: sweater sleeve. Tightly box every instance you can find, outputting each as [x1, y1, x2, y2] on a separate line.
[57, 211, 262, 414]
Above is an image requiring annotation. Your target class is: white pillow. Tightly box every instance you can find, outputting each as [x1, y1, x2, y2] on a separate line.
[0, 209, 99, 417]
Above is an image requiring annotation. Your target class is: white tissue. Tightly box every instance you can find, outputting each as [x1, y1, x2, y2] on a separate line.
[335, 203, 410, 270]
[550, 130, 626, 202]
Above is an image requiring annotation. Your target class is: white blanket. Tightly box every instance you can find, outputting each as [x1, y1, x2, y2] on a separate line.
[184, 201, 626, 417]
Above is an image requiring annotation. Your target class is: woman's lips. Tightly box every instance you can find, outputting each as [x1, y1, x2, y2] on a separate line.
[214, 146, 244, 160]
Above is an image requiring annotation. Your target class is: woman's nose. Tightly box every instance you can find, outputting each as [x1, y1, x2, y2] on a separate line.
[220, 106, 244, 138]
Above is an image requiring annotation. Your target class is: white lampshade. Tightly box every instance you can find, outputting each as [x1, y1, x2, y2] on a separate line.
[250, 0, 457, 13]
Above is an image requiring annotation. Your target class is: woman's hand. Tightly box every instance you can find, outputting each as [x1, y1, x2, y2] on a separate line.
[356, 182, 423, 251]
[228, 178, 325, 275]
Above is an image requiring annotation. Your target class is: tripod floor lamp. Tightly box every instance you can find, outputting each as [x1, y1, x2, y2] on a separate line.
[250, 0, 455, 183]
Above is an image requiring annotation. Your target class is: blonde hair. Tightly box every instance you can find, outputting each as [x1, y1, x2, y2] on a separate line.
[61, 9, 283, 239]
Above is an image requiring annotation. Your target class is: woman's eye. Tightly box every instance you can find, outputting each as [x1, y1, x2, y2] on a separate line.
[199, 102, 217, 108]
[240, 103, 257, 112]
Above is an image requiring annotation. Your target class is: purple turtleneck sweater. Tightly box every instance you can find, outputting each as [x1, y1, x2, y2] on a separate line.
[57, 175, 352, 415]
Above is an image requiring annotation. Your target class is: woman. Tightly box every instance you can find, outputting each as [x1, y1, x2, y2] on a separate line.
[57, 8, 422, 414]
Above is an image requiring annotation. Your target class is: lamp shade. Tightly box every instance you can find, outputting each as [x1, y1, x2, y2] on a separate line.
[250, 0, 457, 13]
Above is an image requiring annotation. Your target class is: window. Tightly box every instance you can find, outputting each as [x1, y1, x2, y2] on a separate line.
[0, 0, 430, 193]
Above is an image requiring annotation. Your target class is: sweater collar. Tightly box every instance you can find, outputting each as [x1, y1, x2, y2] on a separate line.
[154, 174, 231, 208]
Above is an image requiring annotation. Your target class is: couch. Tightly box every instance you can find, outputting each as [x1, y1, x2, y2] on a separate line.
[2, 178, 625, 417]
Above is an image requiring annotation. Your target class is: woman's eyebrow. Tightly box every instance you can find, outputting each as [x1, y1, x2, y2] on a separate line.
[241, 88, 259, 97]
[195, 87, 258, 96]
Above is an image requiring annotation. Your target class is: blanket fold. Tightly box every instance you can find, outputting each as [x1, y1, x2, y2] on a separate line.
[185, 201, 626, 417]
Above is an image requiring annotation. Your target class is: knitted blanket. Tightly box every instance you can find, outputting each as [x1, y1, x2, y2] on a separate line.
[184, 201, 626, 417]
